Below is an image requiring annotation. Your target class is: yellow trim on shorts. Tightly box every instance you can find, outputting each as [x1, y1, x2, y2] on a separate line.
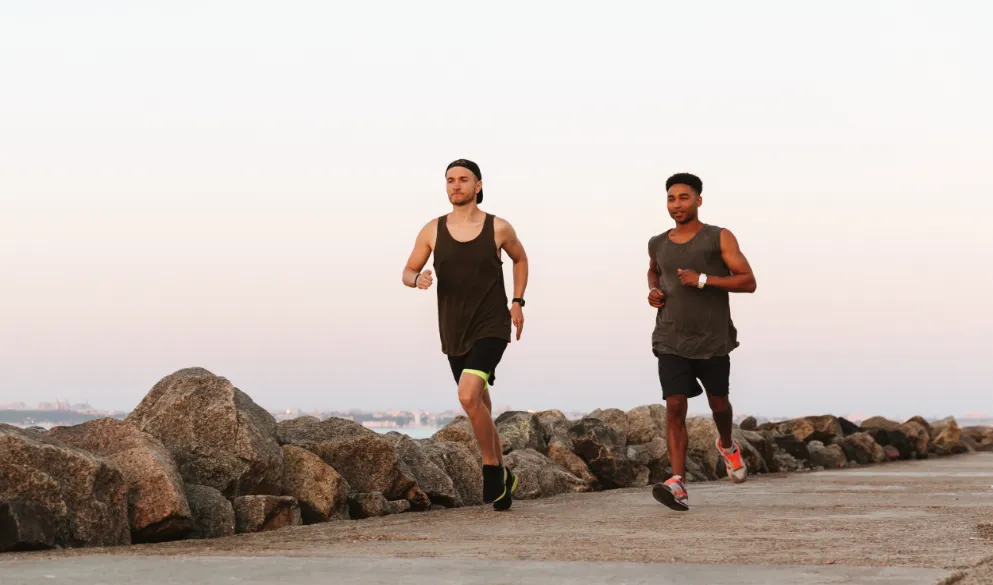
[462, 369, 490, 389]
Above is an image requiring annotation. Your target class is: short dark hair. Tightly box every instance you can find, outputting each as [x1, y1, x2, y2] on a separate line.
[446, 159, 483, 203]
[665, 173, 702, 196]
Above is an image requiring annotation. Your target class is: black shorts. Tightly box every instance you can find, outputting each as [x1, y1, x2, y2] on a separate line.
[448, 337, 508, 387]
[656, 352, 730, 400]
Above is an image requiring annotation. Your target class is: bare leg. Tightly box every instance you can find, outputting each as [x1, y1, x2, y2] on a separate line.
[458, 373, 501, 466]
[665, 396, 688, 479]
[708, 394, 734, 449]
[481, 387, 504, 466]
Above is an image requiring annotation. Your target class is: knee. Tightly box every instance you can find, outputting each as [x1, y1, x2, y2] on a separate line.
[666, 397, 688, 425]
[708, 394, 731, 413]
[458, 385, 485, 413]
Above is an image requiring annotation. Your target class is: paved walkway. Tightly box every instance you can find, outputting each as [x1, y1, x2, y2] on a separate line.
[3, 453, 992, 584]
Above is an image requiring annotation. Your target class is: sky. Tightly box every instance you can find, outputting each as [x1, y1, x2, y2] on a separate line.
[2, 1, 991, 420]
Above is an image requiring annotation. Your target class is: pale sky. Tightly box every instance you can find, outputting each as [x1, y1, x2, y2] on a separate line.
[2, 1, 991, 420]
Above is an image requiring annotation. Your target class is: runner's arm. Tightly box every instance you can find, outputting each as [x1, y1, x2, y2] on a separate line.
[648, 252, 661, 291]
[705, 229, 757, 293]
[402, 221, 434, 287]
[496, 218, 528, 300]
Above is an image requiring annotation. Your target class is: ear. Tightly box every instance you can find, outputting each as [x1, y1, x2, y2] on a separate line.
[475, 180, 483, 195]
[697, 194, 703, 207]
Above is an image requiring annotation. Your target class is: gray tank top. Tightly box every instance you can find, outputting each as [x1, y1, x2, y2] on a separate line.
[649, 224, 739, 359]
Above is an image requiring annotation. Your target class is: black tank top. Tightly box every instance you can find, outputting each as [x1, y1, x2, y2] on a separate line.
[433, 213, 512, 356]
[649, 224, 739, 359]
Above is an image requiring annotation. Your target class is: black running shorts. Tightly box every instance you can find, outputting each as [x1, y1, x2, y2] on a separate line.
[656, 352, 730, 399]
[448, 337, 508, 387]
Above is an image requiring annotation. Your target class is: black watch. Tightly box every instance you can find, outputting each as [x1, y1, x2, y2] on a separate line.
[512, 297, 525, 307]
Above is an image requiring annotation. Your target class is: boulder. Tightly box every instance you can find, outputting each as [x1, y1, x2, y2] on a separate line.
[431, 417, 481, 460]
[568, 418, 636, 489]
[388, 499, 411, 515]
[740, 430, 778, 473]
[774, 451, 802, 472]
[962, 426, 993, 452]
[625, 405, 667, 445]
[0, 501, 57, 552]
[739, 416, 758, 431]
[931, 418, 968, 455]
[588, 408, 630, 447]
[420, 439, 483, 507]
[505, 449, 590, 499]
[838, 417, 862, 436]
[298, 433, 414, 501]
[627, 437, 669, 484]
[48, 418, 193, 543]
[185, 484, 235, 539]
[125, 368, 283, 498]
[761, 415, 843, 444]
[905, 416, 933, 437]
[883, 445, 901, 461]
[280, 445, 350, 524]
[773, 434, 811, 462]
[348, 493, 391, 519]
[807, 441, 846, 469]
[494, 411, 547, 454]
[233, 495, 301, 534]
[382, 432, 461, 508]
[546, 440, 598, 489]
[276, 416, 373, 446]
[0, 424, 130, 548]
[859, 416, 903, 431]
[839, 432, 887, 464]
[865, 428, 912, 460]
[901, 421, 931, 458]
[686, 417, 721, 479]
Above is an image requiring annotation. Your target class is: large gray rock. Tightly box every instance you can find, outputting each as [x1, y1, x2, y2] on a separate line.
[931, 417, 969, 455]
[233, 495, 301, 534]
[546, 440, 598, 489]
[962, 426, 993, 452]
[276, 416, 374, 446]
[347, 493, 391, 519]
[626, 437, 669, 484]
[740, 430, 778, 473]
[494, 411, 547, 454]
[686, 417, 721, 479]
[280, 445, 350, 523]
[536, 411, 573, 449]
[431, 417, 481, 460]
[297, 433, 414, 501]
[383, 432, 461, 508]
[0, 424, 130, 548]
[420, 439, 483, 507]
[504, 449, 590, 499]
[568, 418, 636, 489]
[807, 441, 846, 469]
[588, 408, 630, 447]
[125, 368, 283, 498]
[759, 415, 843, 444]
[185, 484, 235, 539]
[0, 501, 57, 552]
[48, 418, 193, 543]
[859, 416, 902, 431]
[839, 432, 887, 464]
[901, 421, 931, 458]
[625, 405, 667, 445]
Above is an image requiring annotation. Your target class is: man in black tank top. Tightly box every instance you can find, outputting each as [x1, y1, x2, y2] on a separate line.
[401, 159, 530, 511]
[646, 173, 758, 512]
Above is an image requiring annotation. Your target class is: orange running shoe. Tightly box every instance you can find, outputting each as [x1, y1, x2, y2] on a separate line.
[716, 438, 748, 483]
[652, 475, 689, 511]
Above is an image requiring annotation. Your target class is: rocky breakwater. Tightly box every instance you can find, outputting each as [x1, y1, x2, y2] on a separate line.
[1, 367, 988, 553]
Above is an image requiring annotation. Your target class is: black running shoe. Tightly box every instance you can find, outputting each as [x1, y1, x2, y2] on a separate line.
[482, 464, 506, 504]
[493, 467, 518, 511]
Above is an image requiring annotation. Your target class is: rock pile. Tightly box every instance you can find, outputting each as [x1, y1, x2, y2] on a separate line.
[1, 367, 988, 553]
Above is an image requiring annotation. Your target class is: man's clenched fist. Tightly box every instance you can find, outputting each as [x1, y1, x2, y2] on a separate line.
[415, 270, 433, 290]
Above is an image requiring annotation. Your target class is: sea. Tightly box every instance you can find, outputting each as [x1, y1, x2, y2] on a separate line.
[372, 427, 438, 440]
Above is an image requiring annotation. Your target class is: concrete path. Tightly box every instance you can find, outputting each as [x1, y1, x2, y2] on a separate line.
[3, 453, 992, 584]
[0, 556, 954, 585]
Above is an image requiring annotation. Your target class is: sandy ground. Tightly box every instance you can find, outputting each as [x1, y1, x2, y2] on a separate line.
[2, 452, 991, 583]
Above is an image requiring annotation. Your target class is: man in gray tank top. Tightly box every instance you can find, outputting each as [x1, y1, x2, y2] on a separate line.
[401, 159, 530, 511]
[646, 173, 757, 512]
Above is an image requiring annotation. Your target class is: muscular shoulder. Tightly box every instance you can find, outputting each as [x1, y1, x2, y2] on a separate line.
[418, 217, 440, 247]
[647, 230, 670, 253]
[493, 215, 518, 238]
